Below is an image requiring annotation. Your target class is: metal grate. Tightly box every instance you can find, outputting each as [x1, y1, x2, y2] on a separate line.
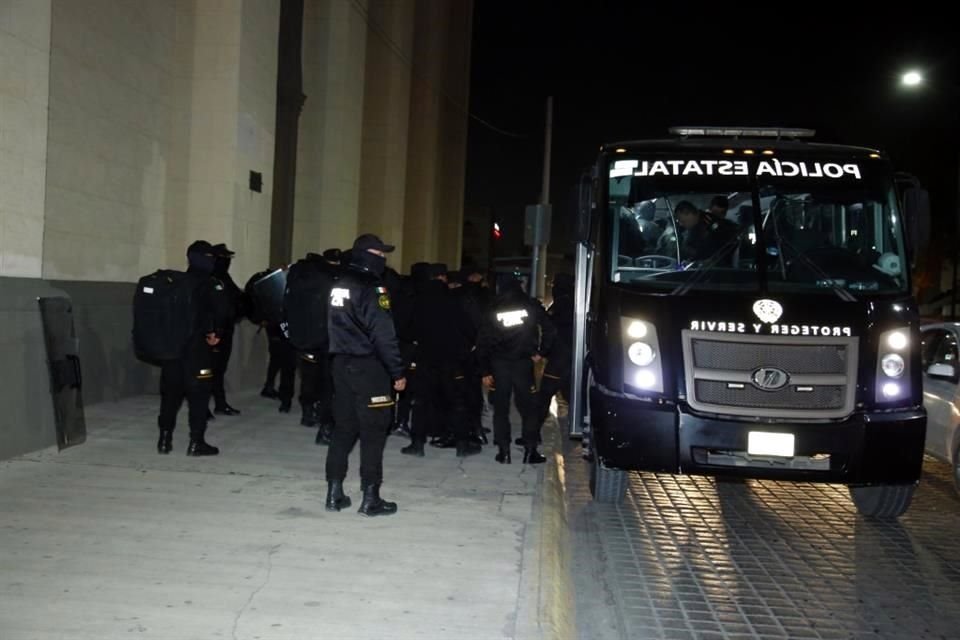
[695, 381, 845, 410]
[683, 331, 858, 419]
[692, 339, 847, 374]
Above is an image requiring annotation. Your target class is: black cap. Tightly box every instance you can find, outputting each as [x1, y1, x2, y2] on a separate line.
[187, 240, 213, 255]
[322, 248, 342, 263]
[447, 270, 463, 285]
[353, 233, 395, 253]
[212, 243, 235, 257]
[428, 263, 448, 279]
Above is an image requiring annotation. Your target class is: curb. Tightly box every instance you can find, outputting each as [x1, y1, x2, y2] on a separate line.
[515, 419, 577, 639]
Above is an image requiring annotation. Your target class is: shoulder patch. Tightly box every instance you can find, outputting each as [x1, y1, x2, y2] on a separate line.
[378, 293, 391, 311]
[375, 287, 388, 294]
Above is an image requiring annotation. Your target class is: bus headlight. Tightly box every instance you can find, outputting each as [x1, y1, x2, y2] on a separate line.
[628, 341, 656, 367]
[623, 319, 663, 394]
[881, 353, 905, 378]
[876, 328, 911, 403]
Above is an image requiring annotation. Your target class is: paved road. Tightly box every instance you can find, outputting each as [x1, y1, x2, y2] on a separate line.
[566, 445, 960, 640]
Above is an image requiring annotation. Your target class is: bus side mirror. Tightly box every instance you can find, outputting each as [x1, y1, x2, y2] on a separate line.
[903, 187, 931, 260]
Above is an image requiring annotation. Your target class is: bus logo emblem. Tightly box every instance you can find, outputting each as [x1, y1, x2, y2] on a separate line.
[753, 299, 783, 324]
[752, 367, 790, 391]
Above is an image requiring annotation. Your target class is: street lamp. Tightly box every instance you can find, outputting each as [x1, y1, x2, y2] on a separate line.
[900, 68, 959, 319]
[901, 70, 924, 88]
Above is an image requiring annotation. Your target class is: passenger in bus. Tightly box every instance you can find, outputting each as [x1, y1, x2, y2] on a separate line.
[675, 201, 727, 263]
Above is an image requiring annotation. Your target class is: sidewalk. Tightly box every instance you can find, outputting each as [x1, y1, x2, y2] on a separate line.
[0, 390, 574, 640]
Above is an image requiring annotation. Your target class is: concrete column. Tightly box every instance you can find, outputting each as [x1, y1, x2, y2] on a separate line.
[0, 0, 51, 278]
[356, 0, 415, 266]
[400, 0, 445, 271]
[434, 0, 472, 269]
[295, 0, 369, 258]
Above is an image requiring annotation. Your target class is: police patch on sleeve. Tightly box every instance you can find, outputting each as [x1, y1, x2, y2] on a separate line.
[375, 287, 391, 310]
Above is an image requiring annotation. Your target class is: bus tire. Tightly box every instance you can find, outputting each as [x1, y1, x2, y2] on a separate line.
[849, 484, 915, 518]
[590, 455, 627, 504]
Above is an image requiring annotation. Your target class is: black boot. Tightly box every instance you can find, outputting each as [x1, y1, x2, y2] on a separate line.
[401, 441, 425, 457]
[186, 438, 220, 456]
[214, 403, 240, 416]
[392, 421, 411, 438]
[430, 433, 457, 449]
[495, 443, 511, 464]
[325, 480, 352, 512]
[523, 447, 546, 464]
[261, 386, 279, 399]
[157, 430, 172, 454]
[300, 403, 318, 427]
[315, 423, 333, 445]
[456, 440, 482, 458]
[278, 400, 292, 413]
[358, 484, 398, 517]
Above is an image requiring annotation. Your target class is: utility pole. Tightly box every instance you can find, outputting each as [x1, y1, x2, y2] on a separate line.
[530, 96, 553, 299]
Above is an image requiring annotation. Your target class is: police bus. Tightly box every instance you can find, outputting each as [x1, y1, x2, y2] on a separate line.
[569, 127, 931, 517]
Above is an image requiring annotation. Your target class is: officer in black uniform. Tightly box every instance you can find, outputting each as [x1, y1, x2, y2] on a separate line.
[287, 249, 339, 444]
[325, 234, 406, 517]
[477, 277, 556, 464]
[210, 243, 243, 416]
[401, 263, 481, 458]
[157, 240, 227, 456]
[533, 273, 574, 430]
[458, 265, 492, 442]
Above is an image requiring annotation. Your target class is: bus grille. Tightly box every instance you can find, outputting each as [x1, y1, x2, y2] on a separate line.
[682, 331, 858, 419]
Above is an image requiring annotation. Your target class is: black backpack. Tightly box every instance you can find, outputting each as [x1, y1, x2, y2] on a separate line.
[132, 270, 203, 362]
[284, 258, 333, 351]
[244, 267, 287, 326]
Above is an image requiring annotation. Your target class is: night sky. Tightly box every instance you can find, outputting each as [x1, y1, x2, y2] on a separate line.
[465, 2, 960, 262]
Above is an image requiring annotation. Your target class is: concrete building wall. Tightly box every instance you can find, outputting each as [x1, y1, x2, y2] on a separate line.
[1, 0, 473, 461]
[294, 0, 369, 258]
[0, 0, 52, 278]
[42, 0, 178, 281]
[356, 0, 415, 266]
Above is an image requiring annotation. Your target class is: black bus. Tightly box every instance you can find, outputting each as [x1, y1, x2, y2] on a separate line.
[569, 127, 931, 517]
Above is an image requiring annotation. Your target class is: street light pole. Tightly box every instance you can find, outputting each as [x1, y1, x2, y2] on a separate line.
[899, 69, 959, 320]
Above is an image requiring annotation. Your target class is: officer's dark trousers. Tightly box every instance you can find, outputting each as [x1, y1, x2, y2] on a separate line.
[159, 357, 212, 439]
[299, 352, 334, 423]
[464, 358, 484, 434]
[264, 335, 297, 403]
[395, 363, 416, 426]
[491, 357, 539, 447]
[412, 362, 468, 444]
[211, 330, 234, 408]
[326, 355, 393, 487]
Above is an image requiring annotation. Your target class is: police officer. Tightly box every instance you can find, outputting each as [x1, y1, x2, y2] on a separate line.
[157, 240, 226, 456]
[477, 276, 556, 464]
[458, 265, 492, 442]
[533, 273, 574, 431]
[325, 234, 406, 517]
[210, 243, 242, 416]
[401, 263, 480, 458]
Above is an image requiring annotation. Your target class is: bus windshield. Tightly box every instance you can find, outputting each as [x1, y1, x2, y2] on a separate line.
[607, 155, 908, 296]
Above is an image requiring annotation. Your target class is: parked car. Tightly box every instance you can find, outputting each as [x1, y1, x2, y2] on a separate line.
[920, 322, 960, 494]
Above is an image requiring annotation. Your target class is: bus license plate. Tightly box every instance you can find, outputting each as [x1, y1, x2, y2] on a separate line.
[748, 432, 795, 457]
